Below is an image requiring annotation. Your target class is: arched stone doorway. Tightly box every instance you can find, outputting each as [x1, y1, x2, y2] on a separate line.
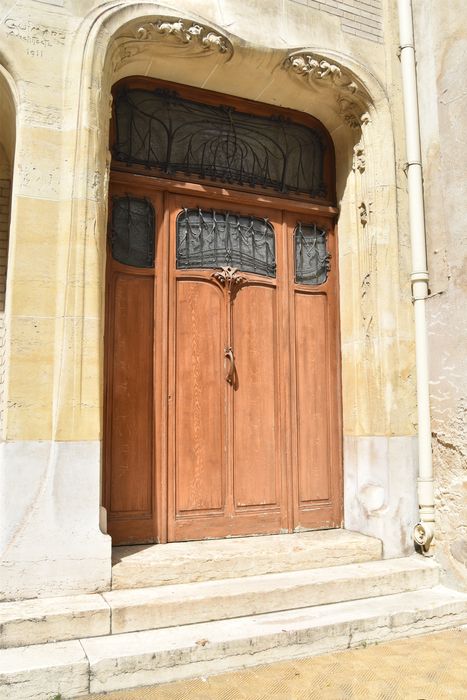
[56, 4, 417, 578]
[103, 78, 342, 544]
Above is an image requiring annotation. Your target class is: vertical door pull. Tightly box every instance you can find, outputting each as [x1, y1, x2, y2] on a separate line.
[224, 347, 235, 385]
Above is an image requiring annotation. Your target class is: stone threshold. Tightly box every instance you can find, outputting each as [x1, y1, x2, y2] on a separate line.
[111, 528, 383, 589]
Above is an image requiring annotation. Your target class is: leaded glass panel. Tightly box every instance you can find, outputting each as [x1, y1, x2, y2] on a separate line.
[111, 196, 155, 268]
[294, 223, 330, 285]
[113, 88, 327, 198]
[177, 209, 276, 277]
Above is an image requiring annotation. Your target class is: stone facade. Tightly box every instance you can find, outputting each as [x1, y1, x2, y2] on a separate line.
[0, 0, 464, 600]
[413, 0, 467, 589]
[290, 0, 384, 43]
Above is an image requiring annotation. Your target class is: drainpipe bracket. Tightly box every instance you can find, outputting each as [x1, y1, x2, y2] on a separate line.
[411, 271, 429, 301]
[411, 271, 429, 283]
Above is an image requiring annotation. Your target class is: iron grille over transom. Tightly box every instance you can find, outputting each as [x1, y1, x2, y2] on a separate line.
[110, 196, 155, 268]
[112, 88, 327, 198]
[177, 208, 276, 277]
[294, 223, 330, 285]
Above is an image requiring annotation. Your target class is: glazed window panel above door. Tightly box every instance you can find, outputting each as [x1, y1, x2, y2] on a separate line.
[111, 195, 156, 267]
[294, 223, 330, 285]
[112, 88, 328, 199]
[176, 208, 276, 277]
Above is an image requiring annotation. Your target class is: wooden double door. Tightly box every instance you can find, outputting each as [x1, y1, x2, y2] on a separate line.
[104, 176, 342, 545]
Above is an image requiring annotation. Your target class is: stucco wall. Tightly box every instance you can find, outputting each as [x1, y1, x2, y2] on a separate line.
[414, 0, 467, 588]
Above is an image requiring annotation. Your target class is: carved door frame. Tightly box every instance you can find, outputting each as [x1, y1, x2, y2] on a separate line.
[103, 78, 342, 545]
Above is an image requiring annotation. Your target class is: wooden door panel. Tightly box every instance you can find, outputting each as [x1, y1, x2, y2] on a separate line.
[107, 272, 154, 532]
[174, 278, 225, 515]
[103, 183, 162, 545]
[105, 180, 342, 545]
[294, 291, 330, 504]
[168, 193, 287, 540]
[232, 283, 279, 509]
[287, 211, 342, 531]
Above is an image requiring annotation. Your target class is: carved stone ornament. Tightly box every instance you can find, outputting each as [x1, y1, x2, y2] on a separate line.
[353, 143, 366, 173]
[284, 53, 358, 94]
[111, 16, 233, 72]
[136, 18, 233, 57]
[283, 51, 370, 129]
[211, 266, 247, 296]
[359, 201, 373, 226]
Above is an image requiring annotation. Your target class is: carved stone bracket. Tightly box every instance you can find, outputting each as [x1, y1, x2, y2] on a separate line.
[283, 51, 371, 129]
[211, 266, 247, 297]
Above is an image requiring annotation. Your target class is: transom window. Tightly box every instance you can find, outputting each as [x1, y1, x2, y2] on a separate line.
[112, 84, 330, 200]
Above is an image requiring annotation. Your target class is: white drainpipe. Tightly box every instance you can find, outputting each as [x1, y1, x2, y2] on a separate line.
[397, 0, 434, 553]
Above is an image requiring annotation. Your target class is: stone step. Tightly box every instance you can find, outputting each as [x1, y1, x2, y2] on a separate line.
[0, 556, 438, 648]
[111, 529, 383, 589]
[104, 555, 439, 635]
[2, 586, 467, 699]
[0, 594, 110, 650]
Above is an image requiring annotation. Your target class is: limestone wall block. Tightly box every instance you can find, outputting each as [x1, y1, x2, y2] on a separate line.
[6, 315, 55, 440]
[55, 317, 102, 441]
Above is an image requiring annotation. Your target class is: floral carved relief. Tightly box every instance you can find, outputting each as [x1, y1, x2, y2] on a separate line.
[137, 19, 233, 56]
[111, 16, 233, 73]
[353, 143, 366, 173]
[285, 53, 358, 94]
[211, 266, 247, 298]
[283, 51, 371, 129]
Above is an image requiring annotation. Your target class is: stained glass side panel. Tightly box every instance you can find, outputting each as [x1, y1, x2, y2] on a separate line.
[111, 196, 155, 268]
[113, 89, 327, 199]
[294, 223, 330, 285]
[176, 209, 276, 278]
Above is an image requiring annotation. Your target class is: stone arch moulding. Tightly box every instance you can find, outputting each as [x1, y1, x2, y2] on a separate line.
[70, 0, 400, 439]
[70, 2, 395, 244]
[65, 3, 414, 559]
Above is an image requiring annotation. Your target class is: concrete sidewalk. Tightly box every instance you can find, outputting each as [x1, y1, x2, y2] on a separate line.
[86, 627, 467, 699]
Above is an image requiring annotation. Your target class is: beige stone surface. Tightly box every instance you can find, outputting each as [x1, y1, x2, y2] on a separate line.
[414, 0, 467, 590]
[0, 593, 110, 649]
[0, 639, 89, 700]
[0, 557, 465, 698]
[83, 627, 467, 700]
[111, 530, 382, 590]
[104, 556, 439, 635]
[0, 553, 439, 647]
[0, 440, 111, 603]
[81, 586, 467, 694]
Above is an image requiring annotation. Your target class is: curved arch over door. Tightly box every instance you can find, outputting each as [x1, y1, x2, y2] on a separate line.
[103, 79, 342, 544]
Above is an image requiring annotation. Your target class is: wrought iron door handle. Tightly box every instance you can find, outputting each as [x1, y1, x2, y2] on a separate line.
[224, 347, 235, 385]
